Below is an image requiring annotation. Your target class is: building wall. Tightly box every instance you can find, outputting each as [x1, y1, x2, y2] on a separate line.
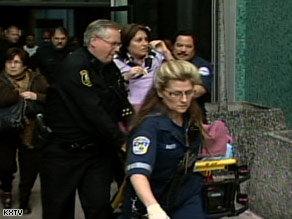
[130, 0, 212, 61]
[236, 0, 292, 128]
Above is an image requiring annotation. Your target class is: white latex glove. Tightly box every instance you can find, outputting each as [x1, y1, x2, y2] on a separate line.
[147, 204, 170, 219]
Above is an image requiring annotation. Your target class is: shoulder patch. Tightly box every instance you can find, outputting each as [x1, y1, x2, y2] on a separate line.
[80, 70, 93, 87]
[199, 67, 210, 76]
[132, 136, 150, 155]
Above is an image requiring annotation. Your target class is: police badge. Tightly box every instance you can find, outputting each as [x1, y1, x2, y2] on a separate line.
[80, 70, 93, 87]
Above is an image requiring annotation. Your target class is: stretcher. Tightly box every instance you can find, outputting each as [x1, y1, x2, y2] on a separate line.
[194, 158, 250, 219]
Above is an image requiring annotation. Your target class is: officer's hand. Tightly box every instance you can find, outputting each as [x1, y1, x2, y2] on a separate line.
[147, 204, 170, 219]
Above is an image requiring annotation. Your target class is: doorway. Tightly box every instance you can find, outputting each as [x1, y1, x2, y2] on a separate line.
[0, 2, 131, 46]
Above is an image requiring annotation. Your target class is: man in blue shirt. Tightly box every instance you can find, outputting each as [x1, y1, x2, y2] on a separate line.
[171, 31, 213, 122]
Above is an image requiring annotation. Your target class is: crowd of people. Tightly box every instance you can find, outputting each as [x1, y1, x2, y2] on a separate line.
[0, 20, 213, 219]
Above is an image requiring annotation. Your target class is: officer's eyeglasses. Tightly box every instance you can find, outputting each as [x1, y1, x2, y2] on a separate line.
[165, 89, 195, 99]
[95, 35, 122, 48]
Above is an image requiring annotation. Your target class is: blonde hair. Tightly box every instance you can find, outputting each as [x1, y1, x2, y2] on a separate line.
[131, 60, 205, 140]
[154, 59, 201, 91]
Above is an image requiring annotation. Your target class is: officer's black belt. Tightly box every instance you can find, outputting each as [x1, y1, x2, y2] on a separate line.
[61, 140, 96, 151]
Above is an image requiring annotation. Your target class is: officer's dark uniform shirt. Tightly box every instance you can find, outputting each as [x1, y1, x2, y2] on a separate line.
[30, 43, 79, 84]
[124, 111, 203, 215]
[45, 47, 129, 148]
[190, 56, 213, 121]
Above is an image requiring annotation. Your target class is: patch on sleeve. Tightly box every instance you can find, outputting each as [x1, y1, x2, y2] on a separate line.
[165, 144, 176, 149]
[199, 67, 210, 76]
[80, 70, 93, 87]
[132, 136, 150, 155]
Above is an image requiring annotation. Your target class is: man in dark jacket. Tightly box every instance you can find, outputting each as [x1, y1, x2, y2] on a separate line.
[30, 26, 79, 85]
[39, 19, 131, 219]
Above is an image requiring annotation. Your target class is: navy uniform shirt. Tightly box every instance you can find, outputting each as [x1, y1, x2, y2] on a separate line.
[191, 56, 213, 93]
[190, 56, 213, 121]
[124, 112, 203, 214]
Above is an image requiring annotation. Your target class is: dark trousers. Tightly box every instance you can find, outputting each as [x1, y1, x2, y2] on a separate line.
[18, 146, 39, 206]
[0, 133, 18, 192]
[39, 138, 114, 219]
[122, 173, 206, 219]
[171, 192, 206, 219]
[171, 174, 206, 219]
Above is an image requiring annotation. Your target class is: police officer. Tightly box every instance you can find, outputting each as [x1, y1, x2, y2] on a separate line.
[39, 20, 132, 219]
[122, 60, 206, 219]
[172, 30, 213, 122]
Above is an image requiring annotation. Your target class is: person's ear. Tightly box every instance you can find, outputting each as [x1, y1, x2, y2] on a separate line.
[90, 36, 99, 48]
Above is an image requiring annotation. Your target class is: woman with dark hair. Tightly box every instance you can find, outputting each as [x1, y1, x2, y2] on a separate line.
[0, 47, 48, 213]
[114, 23, 173, 111]
[122, 60, 207, 219]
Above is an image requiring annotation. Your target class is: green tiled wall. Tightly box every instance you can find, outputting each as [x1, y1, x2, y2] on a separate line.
[236, 0, 292, 128]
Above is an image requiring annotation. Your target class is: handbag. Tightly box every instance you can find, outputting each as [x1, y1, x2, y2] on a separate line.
[0, 100, 27, 132]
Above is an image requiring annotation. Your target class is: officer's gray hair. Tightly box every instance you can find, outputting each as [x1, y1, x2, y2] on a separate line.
[154, 60, 202, 91]
[83, 19, 120, 47]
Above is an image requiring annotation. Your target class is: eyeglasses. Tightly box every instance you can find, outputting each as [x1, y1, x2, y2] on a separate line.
[95, 35, 122, 48]
[165, 89, 194, 99]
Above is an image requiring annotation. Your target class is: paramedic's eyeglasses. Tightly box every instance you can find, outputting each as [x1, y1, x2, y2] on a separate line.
[95, 35, 122, 48]
[165, 90, 194, 99]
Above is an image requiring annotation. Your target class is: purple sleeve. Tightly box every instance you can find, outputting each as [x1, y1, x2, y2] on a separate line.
[113, 58, 132, 74]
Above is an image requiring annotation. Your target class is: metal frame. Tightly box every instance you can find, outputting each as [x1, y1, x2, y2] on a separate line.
[211, 0, 237, 103]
